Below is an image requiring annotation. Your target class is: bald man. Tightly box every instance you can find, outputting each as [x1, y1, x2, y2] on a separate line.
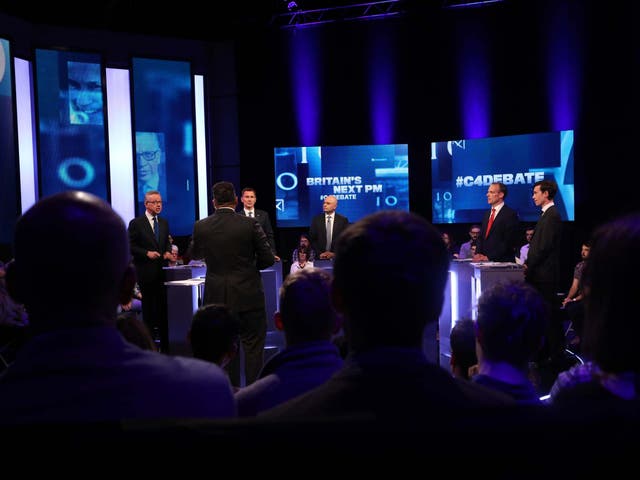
[308, 195, 349, 260]
[1, 191, 235, 424]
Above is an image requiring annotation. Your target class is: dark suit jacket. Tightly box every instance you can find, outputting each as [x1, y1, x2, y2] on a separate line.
[190, 208, 275, 312]
[238, 208, 277, 255]
[128, 213, 171, 284]
[525, 205, 562, 287]
[309, 212, 349, 253]
[476, 204, 520, 262]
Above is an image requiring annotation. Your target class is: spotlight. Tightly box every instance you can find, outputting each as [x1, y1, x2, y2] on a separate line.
[287, 1, 299, 12]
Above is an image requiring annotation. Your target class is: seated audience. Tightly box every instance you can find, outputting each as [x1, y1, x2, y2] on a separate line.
[117, 279, 142, 317]
[449, 319, 477, 380]
[0, 190, 236, 424]
[236, 268, 343, 416]
[289, 247, 314, 275]
[560, 240, 590, 350]
[549, 213, 640, 404]
[471, 281, 548, 405]
[262, 211, 512, 419]
[518, 227, 534, 264]
[0, 260, 29, 372]
[291, 233, 317, 263]
[441, 231, 459, 259]
[458, 225, 481, 259]
[168, 244, 183, 267]
[116, 313, 157, 351]
[189, 303, 240, 369]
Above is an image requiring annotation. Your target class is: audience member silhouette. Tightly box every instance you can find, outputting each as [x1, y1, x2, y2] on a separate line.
[189, 303, 240, 369]
[449, 319, 477, 380]
[561, 241, 590, 351]
[471, 281, 548, 404]
[458, 225, 481, 259]
[116, 313, 157, 352]
[236, 268, 343, 416]
[549, 213, 640, 404]
[262, 210, 513, 419]
[441, 231, 459, 259]
[0, 191, 235, 424]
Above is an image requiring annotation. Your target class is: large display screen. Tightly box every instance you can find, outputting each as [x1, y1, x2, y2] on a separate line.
[132, 58, 196, 236]
[0, 37, 19, 247]
[35, 49, 108, 199]
[274, 144, 409, 227]
[431, 130, 575, 223]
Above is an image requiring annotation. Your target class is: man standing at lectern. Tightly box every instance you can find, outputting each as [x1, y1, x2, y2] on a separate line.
[190, 182, 275, 387]
[474, 182, 519, 263]
[309, 195, 349, 260]
[128, 190, 173, 351]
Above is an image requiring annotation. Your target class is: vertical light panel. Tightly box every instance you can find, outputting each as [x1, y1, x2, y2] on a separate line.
[194, 74, 209, 219]
[14, 57, 37, 213]
[106, 67, 135, 224]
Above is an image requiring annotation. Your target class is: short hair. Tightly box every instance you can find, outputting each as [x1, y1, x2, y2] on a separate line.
[582, 213, 640, 373]
[190, 304, 240, 364]
[333, 210, 449, 349]
[279, 268, 335, 343]
[450, 319, 477, 380]
[241, 187, 256, 196]
[212, 181, 236, 204]
[476, 281, 548, 368]
[10, 191, 130, 325]
[492, 182, 508, 199]
[470, 225, 481, 232]
[533, 179, 558, 200]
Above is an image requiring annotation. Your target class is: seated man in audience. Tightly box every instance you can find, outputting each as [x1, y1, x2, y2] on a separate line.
[560, 240, 590, 350]
[236, 268, 344, 416]
[549, 213, 640, 404]
[189, 303, 240, 369]
[0, 190, 236, 424]
[458, 225, 481, 259]
[471, 281, 548, 405]
[262, 211, 513, 419]
[449, 319, 477, 380]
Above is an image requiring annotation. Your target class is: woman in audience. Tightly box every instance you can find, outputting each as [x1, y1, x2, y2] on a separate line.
[549, 213, 640, 404]
[290, 247, 313, 275]
[291, 233, 317, 263]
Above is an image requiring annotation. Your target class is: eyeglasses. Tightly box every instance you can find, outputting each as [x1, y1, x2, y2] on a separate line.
[137, 150, 159, 162]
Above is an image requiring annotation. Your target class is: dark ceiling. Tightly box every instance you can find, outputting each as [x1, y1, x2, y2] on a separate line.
[0, 0, 399, 41]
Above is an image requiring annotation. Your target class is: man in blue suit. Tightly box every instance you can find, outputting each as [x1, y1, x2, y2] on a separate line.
[474, 182, 520, 263]
[128, 190, 172, 351]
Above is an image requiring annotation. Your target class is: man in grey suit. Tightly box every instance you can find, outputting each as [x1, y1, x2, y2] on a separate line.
[308, 195, 349, 260]
[525, 179, 563, 361]
[190, 182, 275, 387]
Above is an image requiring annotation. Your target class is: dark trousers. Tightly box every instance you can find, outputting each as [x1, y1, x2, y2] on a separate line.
[529, 279, 563, 361]
[138, 279, 168, 352]
[225, 308, 267, 387]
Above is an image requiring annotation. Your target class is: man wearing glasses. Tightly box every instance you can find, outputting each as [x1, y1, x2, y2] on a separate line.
[136, 131, 166, 202]
[128, 190, 173, 352]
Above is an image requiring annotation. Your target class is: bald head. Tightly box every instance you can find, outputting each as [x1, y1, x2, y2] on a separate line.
[9, 191, 131, 328]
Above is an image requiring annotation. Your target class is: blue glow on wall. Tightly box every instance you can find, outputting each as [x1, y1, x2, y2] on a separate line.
[368, 27, 395, 144]
[290, 30, 321, 145]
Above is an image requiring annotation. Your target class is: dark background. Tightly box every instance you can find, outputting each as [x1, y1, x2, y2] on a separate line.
[0, 0, 638, 284]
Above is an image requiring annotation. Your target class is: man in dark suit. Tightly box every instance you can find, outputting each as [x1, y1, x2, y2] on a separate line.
[308, 195, 349, 260]
[262, 211, 512, 419]
[525, 179, 563, 360]
[238, 187, 280, 262]
[128, 190, 172, 351]
[190, 181, 275, 387]
[474, 182, 520, 262]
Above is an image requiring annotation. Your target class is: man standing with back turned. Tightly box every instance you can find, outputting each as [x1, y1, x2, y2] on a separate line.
[190, 182, 275, 387]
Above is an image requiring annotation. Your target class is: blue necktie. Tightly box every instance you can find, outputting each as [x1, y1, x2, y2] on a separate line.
[153, 216, 159, 242]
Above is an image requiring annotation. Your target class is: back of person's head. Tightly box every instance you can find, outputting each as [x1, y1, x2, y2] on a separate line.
[476, 281, 549, 369]
[449, 319, 477, 380]
[333, 210, 449, 351]
[582, 213, 640, 373]
[212, 181, 236, 205]
[116, 313, 157, 351]
[277, 268, 335, 344]
[189, 304, 240, 367]
[6, 191, 131, 332]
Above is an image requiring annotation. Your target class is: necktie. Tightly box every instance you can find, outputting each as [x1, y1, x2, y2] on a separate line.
[326, 215, 333, 251]
[485, 208, 496, 239]
[153, 215, 159, 242]
[248, 211, 253, 218]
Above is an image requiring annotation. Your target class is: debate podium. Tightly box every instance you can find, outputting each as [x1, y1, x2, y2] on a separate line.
[164, 262, 284, 356]
[438, 261, 524, 369]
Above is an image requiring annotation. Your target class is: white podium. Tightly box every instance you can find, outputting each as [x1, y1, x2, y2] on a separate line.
[438, 261, 524, 369]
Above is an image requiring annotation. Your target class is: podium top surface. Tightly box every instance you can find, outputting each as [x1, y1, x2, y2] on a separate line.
[469, 262, 523, 270]
[164, 278, 205, 287]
